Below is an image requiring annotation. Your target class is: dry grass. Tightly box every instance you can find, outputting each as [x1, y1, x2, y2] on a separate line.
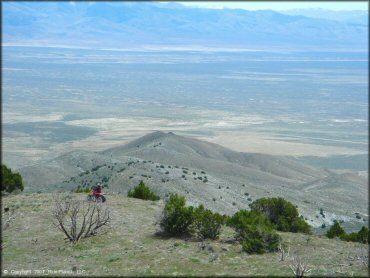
[2, 193, 368, 276]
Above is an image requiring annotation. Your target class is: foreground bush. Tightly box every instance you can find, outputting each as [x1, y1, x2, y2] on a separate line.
[160, 193, 194, 236]
[249, 197, 311, 234]
[192, 205, 224, 240]
[127, 181, 159, 201]
[52, 196, 110, 243]
[1, 164, 24, 193]
[228, 210, 280, 254]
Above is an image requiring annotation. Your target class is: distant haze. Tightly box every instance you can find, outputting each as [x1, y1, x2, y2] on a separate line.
[2, 2, 367, 51]
[179, 2, 368, 12]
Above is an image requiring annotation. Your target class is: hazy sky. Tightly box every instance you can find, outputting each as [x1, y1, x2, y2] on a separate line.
[178, 1, 368, 11]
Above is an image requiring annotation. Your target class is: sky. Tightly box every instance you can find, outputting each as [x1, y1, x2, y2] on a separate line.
[178, 1, 368, 11]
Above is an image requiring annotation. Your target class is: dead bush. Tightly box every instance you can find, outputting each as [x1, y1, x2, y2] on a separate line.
[2, 208, 16, 230]
[289, 254, 312, 277]
[52, 195, 110, 243]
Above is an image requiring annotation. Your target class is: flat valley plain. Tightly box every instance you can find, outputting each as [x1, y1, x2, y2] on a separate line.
[3, 46, 368, 171]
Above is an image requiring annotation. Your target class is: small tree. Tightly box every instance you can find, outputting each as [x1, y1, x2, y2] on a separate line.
[357, 226, 369, 244]
[1, 164, 24, 193]
[192, 205, 223, 240]
[249, 197, 311, 234]
[159, 193, 194, 236]
[52, 196, 110, 243]
[127, 181, 159, 201]
[228, 210, 280, 254]
[340, 226, 369, 244]
[326, 222, 345, 239]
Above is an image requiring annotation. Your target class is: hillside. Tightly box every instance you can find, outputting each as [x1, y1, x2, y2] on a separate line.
[102, 131, 328, 181]
[2, 193, 368, 276]
[18, 131, 368, 231]
[19, 150, 129, 188]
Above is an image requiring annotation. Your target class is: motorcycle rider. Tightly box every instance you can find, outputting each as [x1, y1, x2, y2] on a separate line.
[93, 182, 102, 193]
[95, 182, 102, 194]
[88, 182, 106, 202]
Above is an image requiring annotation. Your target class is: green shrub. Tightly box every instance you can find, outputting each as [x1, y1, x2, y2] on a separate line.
[102, 176, 109, 183]
[357, 226, 369, 243]
[249, 197, 311, 234]
[73, 187, 91, 193]
[290, 217, 312, 234]
[222, 214, 230, 223]
[326, 222, 345, 239]
[1, 164, 24, 193]
[160, 193, 194, 236]
[91, 165, 103, 172]
[127, 181, 159, 201]
[340, 226, 369, 244]
[340, 232, 358, 242]
[320, 208, 325, 218]
[228, 210, 280, 254]
[192, 205, 223, 240]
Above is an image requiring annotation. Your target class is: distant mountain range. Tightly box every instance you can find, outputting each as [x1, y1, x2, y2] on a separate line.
[19, 131, 368, 230]
[3, 2, 367, 50]
[281, 8, 367, 25]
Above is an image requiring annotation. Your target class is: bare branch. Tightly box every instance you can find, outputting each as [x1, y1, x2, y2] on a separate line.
[289, 254, 312, 278]
[51, 195, 111, 243]
[2, 209, 16, 230]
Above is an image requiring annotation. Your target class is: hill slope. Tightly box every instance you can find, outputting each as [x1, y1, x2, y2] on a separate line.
[102, 131, 328, 181]
[18, 131, 368, 230]
[2, 193, 368, 276]
[19, 150, 128, 188]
